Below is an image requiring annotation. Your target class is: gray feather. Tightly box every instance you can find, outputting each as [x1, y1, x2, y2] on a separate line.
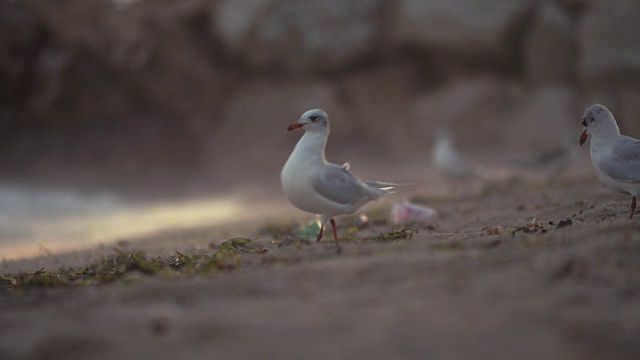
[312, 164, 373, 205]
[600, 136, 640, 182]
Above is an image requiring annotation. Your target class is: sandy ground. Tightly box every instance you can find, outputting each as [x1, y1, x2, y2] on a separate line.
[1, 172, 640, 359]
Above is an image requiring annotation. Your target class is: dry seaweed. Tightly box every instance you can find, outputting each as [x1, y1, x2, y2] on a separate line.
[1, 238, 267, 290]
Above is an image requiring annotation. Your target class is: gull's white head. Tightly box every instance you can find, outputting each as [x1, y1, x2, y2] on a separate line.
[287, 109, 329, 133]
[580, 104, 620, 146]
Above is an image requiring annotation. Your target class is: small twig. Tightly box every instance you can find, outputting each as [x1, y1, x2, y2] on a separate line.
[29, 267, 45, 276]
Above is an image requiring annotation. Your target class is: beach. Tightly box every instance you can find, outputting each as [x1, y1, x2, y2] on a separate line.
[2, 174, 639, 359]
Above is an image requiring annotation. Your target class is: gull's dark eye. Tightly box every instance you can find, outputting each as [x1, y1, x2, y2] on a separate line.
[581, 119, 587, 127]
[310, 115, 320, 122]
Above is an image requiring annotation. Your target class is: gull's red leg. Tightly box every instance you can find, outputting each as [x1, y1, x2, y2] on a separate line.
[630, 196, 637, 220]
[316, 223, 324, 242]
[330, 218, 339, 246]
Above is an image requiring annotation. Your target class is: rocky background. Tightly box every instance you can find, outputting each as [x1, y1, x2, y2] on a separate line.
[1, 0, 640, 197]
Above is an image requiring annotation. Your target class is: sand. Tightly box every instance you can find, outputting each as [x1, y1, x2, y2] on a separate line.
[1, 175, 640, 360]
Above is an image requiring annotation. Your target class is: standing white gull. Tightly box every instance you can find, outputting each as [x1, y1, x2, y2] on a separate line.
[281, 109, 401, 245]
[580, 104, 640, 219]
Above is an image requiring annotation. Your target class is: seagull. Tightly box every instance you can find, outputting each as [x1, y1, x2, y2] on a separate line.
[580, 104, 640, 219]
[281, 109, 401, 246]
[432, 126, 478, 179]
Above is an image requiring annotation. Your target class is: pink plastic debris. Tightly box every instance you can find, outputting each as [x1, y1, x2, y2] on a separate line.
[392, 201, 437, 225]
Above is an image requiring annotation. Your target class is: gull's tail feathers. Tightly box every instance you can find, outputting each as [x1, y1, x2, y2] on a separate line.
[364, 181, 413, 195]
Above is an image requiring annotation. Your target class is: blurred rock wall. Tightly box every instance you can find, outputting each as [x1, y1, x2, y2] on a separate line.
[1, 0, 639, 194]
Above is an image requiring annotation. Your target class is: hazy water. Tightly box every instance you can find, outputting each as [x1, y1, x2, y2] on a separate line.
[0, 183, 270, 261]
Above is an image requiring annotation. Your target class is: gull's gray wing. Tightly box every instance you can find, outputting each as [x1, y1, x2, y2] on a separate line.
[599, 136, 640, 182]
[312, 164, 371, 205]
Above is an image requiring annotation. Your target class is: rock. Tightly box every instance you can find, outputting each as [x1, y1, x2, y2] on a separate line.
[392, 0, 533, 67]
[410, 76, 523, 151]
[0, 1, 44, 107]
[22, 0, 224, 116]
[412, 81, 578, 155]
[214, 0, 386, 74]
[0, 0, 227, 194]
[213, 0, 275, 54]
[504, 85, 579, 151]
[577, 0, 640, 85]
[524, 2, 575, 84]
[556, 218, 573, 229]
[339, 62, 421, 156]
[615, 88, 640, 137]
[110, 0, 142, 10]
[555, 0, 588, 13]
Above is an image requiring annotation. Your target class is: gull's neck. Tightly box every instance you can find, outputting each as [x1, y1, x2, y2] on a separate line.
[293, 130, 328, 164]
[590, 122, 621, 148]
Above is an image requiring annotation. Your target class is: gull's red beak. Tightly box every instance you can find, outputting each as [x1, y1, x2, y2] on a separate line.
[287, 122, 304, 131]
[579, 130, 588, 146]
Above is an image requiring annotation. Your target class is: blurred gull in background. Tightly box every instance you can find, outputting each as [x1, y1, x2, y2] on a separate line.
[432, 126, 485, 180]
